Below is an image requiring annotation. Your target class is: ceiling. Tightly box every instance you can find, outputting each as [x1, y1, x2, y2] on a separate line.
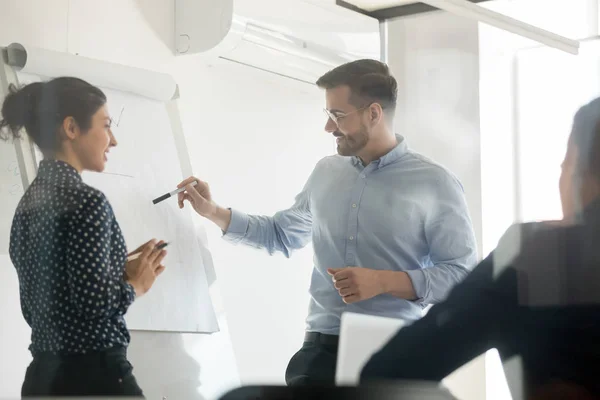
[335, 0, 493, 19]
[232, 0, 381, 59]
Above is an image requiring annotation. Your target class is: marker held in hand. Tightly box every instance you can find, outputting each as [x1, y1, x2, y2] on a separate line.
[153, 181, 198, 205]
[127, 242, 169, 262]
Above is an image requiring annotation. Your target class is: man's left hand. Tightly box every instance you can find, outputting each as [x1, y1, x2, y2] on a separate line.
[327, 267, 385, 304]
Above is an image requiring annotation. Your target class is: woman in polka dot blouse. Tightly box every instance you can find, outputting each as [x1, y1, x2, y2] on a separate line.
[0, 77, 167, 397]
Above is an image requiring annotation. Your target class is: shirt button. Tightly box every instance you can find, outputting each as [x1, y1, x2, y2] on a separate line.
[352, 204, 357, 208]
[349, 236, 354, 240]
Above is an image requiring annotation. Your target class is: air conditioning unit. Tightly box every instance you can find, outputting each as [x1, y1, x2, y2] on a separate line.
[174, 0, 358, 84]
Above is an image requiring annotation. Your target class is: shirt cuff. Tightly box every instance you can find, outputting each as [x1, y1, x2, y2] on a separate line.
[118, 281, 136, 316]
[223, 208, 250, 242]
[405, 269, 427, 303]
[124, 282, 136, 301]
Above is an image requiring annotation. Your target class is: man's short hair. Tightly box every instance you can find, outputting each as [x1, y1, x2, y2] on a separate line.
[316, 59, 398, 112]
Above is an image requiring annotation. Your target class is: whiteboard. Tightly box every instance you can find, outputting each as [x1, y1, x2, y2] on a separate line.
[0, 139, 24, 254]
[9, 72, 218, 333]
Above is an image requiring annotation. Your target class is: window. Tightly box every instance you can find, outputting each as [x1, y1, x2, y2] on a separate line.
[515, 41, 600, 222]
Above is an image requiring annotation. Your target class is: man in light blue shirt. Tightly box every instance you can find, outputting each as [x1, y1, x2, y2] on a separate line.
[177, 59, 477, 386]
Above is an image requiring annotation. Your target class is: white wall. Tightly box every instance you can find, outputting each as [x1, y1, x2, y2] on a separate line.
[387, 11, 485, 400]
[388, 11, 483, 256]
[0, 0, 336, 397]
[0, 255, 31, 393]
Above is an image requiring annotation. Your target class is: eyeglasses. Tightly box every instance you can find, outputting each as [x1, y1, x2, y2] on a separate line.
[323, 105, 371, 126]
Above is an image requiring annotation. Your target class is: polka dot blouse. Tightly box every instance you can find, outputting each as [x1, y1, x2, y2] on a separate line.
[9, 160, 136, 355]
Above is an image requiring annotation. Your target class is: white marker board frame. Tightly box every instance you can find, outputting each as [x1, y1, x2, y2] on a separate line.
[0, 47, 38, 255]
[0, 44, 218, 334]
[0, 48, 37, 189]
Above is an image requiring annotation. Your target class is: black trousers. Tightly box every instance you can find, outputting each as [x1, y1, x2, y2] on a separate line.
[285, 333, 339, 386]
[22, 346, 144, 397]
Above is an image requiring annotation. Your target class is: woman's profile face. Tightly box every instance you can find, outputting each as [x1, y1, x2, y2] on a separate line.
[70, 105, 118, 173]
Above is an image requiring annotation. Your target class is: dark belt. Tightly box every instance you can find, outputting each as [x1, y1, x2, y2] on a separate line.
[304, 332, 339, 346]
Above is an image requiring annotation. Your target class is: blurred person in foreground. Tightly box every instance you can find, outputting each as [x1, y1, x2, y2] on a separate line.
[361, 97, 600, 399]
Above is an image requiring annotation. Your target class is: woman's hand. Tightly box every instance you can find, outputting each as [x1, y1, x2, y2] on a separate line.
[125, 239, 167, 297]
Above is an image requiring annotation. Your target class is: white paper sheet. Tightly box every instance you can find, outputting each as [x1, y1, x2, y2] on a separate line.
[83, 88, 218, 333]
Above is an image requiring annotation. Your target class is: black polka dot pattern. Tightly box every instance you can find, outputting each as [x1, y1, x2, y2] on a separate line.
[9, 160, 135, 355]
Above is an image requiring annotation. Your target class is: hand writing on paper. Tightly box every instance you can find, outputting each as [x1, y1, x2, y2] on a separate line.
[125, 239, 167, 297]
[7, 161, 20, 177]
[327, 267, 385, 304]
[177, 177, 216, 216]
[177, 176, 232, 232]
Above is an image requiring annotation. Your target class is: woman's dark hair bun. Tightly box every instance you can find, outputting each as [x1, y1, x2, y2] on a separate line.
[0, 77, 106, 154]
[0, 82, 44, 141]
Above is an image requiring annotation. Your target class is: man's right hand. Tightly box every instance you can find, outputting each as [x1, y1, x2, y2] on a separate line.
[177, 177, 217, 217]
[177, 176, 232, 232]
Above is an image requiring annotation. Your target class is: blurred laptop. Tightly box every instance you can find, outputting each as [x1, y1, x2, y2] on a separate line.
[336, 312, 405, 386]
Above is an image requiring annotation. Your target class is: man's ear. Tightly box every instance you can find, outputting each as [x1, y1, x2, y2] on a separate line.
[369, 103, 384, 126]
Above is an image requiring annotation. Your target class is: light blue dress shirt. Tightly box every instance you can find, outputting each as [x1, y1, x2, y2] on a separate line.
[224, 135, 478, 335]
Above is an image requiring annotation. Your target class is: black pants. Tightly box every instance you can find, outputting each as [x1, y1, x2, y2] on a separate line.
[285, 333, 339, 386]
[22, 346, 144, 397]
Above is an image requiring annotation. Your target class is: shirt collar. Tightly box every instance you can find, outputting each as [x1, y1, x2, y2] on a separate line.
[38, 160, 82, 183]
[351, 134, 408, 169]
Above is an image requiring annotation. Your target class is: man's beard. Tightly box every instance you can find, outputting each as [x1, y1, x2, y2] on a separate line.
[335, 128, 369, 157]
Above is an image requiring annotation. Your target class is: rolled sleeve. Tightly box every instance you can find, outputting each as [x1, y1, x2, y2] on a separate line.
[405, 268, 427, 302]
[223, 208, 250, 243]
[421, 171, 478, 304]
[115, 281, 137, 316]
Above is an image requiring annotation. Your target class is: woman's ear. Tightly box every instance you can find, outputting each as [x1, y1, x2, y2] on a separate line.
[61, 116, 79, 140]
